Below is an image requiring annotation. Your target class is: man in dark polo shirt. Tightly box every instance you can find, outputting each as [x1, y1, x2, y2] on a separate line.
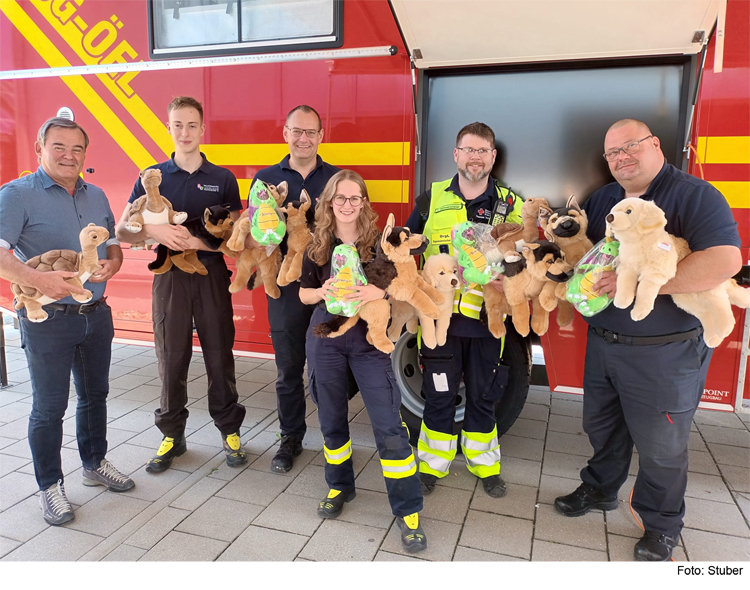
[0, 117, 134, 526]
[252, 105, 341, 472]
[116, 97, 247, 473]
[554, 119, 742, 561]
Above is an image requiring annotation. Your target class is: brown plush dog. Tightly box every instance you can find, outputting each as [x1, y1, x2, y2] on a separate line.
[491, 197, 553, 262]
[226, 181, 287, 298]
[149, 205, 238, 275]
[607, 198, 750, 346]
[125, 169, 188, 250]
[277, 190, 313, 287]
[387, 253, 459, 349]
[314, 214, 443, 354]
[501, 241, 573, 337]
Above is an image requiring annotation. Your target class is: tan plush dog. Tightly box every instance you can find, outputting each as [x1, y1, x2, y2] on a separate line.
[606, 197, 750, 347]
[387, 253, 459, 349]
[226, 181, 287, 298]
[125, 169, 188, 250]
[314, 214, 443, 354]
[277, 190, 313, 287]
[501, 241, 573, 337]
[11, 224, 109, 322]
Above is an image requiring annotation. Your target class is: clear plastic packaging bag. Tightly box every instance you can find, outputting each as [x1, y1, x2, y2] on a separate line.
[247, 180, 286, 253]
[566, 237, 620, 317]
[451, 221, 504, 286]
[325, 244, 368, 317]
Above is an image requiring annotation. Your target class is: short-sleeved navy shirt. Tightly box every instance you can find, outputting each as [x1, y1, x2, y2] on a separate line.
[128, 153, 242, 260]
[253, 155, 340, 207]
[583, 161, 741, 336]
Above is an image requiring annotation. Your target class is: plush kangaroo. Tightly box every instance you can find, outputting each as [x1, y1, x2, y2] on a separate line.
[277, 190, 313, 286]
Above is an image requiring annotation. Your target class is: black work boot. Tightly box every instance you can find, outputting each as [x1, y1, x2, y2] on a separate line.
[270, 436, 303, 473]
[146, 435, 187, 474]
[397, 512, 427, 553]
[481, 474, 507, 498]
[419, 472, 438, 495]
[222, 432, 248, 468]
[317, 488, 356, 519]
[554, 483, 619, 517]
[634, 530, 679, 561]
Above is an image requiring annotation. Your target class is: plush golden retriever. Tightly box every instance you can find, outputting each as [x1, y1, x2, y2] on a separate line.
[387, 253, 459, 349]
[606, 197, 750, 347]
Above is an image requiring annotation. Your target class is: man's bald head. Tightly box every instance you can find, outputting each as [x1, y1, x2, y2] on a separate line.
[606, 119, 652, 138]
[603, 119, 664, 195]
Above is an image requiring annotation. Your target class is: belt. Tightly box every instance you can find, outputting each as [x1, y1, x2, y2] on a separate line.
[43, 297, 106, 315]
[591, 326, 702, 345]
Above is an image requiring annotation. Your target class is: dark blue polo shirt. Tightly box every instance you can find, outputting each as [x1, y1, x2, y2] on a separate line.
[252, 154, 340, 206]
[583, 160, 741, 336]
[128, 153, 242, 260]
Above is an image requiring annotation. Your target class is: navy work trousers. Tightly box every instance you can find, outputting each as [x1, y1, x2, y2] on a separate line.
[152, 259, 245, 438]
[19, 301, 114, 490]
[581, 326, 712, 537]
[306, 308, 422, 517]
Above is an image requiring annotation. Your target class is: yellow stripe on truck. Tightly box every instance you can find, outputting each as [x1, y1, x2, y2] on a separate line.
[203, 143, 410, 167]
[1, 0, 156, 170]
[697, 136, 750, 164]
[710, 181, 750, 209]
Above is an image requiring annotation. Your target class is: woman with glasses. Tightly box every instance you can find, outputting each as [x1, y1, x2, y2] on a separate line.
[298, 169, 426, 553]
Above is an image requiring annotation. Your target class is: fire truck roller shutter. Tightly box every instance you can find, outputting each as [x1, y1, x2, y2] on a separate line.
[393, 322, 532, 447]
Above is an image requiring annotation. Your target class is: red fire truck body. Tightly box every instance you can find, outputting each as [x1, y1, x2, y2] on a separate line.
[1, 0, 747, 418]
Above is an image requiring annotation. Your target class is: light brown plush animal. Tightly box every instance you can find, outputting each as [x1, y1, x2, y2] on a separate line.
[277, 190, 313, 287]
[387, 253, 459, 349]
[125, 169, 187, 250]
[501, 241, 573, 337]
[491, 197, 553, 262]
[226, 182, 288, 298]
[607, 198, 750, 347]
[11, 224, 109, 322]
[313, 214, 443, 354]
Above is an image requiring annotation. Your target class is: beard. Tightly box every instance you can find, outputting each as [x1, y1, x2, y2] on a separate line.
[458, 164, 490, 183]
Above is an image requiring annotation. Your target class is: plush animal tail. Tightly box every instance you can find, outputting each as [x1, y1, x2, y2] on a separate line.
[312, 315, 359, 338]
[148, 246, 172, 275]
[247, 271, 261, 291]
[727, 279, 750, 308]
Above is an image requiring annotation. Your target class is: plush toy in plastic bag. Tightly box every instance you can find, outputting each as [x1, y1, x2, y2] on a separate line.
[247, 180, 286, 252]
[565, 237, 620, 317]
[325, 244, 368, 317]
[451, 221, 504, 287]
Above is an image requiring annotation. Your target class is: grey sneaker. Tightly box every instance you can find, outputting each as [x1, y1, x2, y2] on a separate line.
[40, 480, 74, 526]
[82, 459, 135, 492]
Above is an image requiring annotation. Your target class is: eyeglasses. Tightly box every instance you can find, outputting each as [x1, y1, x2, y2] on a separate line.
[603, 135, 654, 161]
[285, 126, 320, 138]
[332, 195, 364, 206]
[456, 147, 493, 156]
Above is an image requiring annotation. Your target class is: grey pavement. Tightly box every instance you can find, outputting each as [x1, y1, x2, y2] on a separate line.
[1, 315, 749, 562]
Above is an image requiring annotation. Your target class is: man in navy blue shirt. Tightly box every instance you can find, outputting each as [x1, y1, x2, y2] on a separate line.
[116, 97, 247, 474]
[554, 119, 742, 561]
[252, 105, 341, 473]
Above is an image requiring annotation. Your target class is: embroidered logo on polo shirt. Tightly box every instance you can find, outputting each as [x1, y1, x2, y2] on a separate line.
[197, 183, 219, 192]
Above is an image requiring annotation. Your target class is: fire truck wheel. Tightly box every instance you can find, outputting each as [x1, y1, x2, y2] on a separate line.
[392, 323, 532, 447]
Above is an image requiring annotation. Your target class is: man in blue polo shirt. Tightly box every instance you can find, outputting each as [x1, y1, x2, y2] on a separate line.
[116, 97, 247, 473]
[0, 117, 134, 526]
[554, 119, 742, 561]
[252, 105, 342, 473]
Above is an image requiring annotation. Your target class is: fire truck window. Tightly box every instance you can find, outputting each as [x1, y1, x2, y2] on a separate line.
[150, 0, 341, 58]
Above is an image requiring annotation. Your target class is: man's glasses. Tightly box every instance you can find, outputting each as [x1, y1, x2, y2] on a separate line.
[285, 126, 320, 138]
[456, 147, 493, 156]
[603, 135, 653, 161]
[332, 195, 363, 206]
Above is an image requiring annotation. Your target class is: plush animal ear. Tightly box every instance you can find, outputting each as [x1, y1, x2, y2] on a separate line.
[300, 190, 310, 204]
[139, 169, 145, 179]
[637, 204, 667, 233]
[277, 181, 288, 200]
[204, 208, 211, 224]
[381, 214, 395, 249]
[566, 194, 582, 213]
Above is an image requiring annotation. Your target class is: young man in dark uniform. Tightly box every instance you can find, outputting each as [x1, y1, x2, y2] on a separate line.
[116, 97, 247, 473]
[404, 122, 524, 498]
[252, 105, 342, 472]
[554, 119, 742, 561]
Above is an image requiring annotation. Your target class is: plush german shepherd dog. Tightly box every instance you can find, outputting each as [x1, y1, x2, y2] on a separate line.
[501, 241, 573, 337]
[313, 214, 443, 354]
[149, 205, 237, 275]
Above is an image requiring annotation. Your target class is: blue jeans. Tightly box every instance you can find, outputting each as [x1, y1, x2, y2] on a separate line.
[19, 301, 114, 490]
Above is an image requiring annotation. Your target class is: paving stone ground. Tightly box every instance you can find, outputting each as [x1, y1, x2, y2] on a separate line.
[1, 315, 749, 562]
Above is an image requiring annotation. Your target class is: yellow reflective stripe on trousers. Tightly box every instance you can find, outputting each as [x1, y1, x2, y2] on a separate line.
[381, 454, 417, 479]
[461, 428, 501, 478]
[417, 421, 458, 478]
[323, 440, 352, 465]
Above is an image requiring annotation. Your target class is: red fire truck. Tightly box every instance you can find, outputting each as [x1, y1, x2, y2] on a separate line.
[1, 0, 748, 437]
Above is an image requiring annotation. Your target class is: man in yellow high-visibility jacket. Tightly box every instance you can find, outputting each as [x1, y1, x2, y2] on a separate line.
[404, 122, 523, 498]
